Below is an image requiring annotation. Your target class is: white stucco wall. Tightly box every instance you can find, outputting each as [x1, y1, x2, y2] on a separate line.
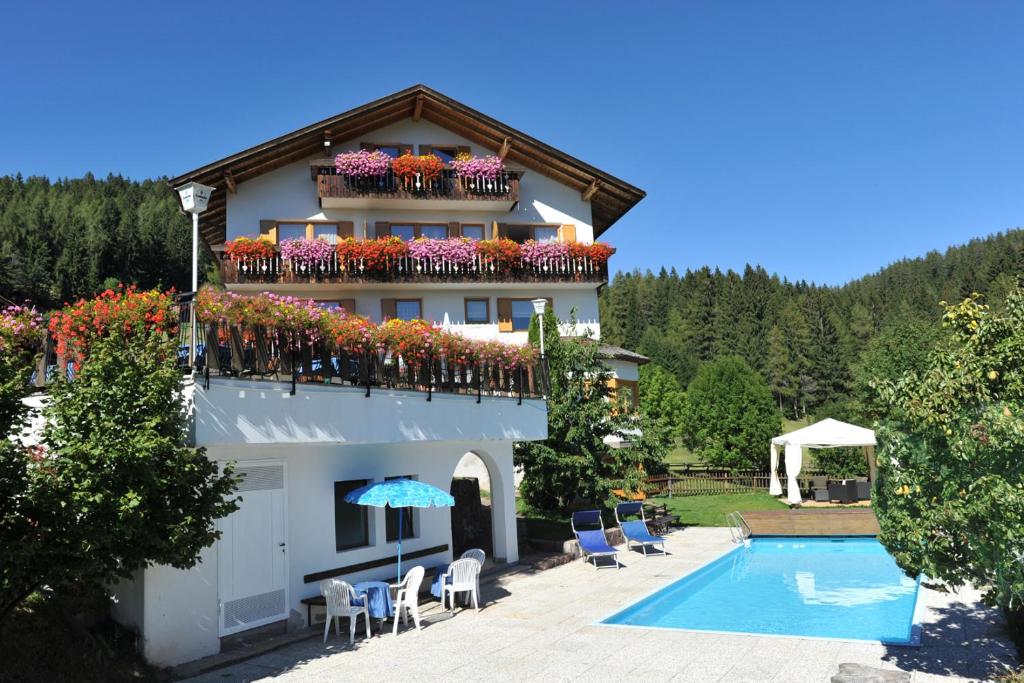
[126, 438, 518, 667]
[193, 378, 547, 447]
[225, 118, 595, 245]
[606, 359, 640, 382]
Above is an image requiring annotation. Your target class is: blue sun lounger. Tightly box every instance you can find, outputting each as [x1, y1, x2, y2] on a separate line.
[571, 510, 620, 569]
[615, 502, 667, 557]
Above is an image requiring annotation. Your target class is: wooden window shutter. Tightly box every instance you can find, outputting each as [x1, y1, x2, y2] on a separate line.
[447, 222, 461, 238]
[339, 299, 356, 314]
[496, 298, 513, 333]
[381, 298, 397, 320]
[558, 224, 577, 243]
[491, 221, 500, 240]
[337, 221, 354, 239]
[456, 145, 471, 157]
[419, 144, 433, 156]
[375, 222, 391, 239]
[259, 220, 278, 243]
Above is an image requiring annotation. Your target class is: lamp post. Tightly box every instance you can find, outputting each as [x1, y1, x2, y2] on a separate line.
[175, 181, 215, 369]
[531, 298, 548, 358]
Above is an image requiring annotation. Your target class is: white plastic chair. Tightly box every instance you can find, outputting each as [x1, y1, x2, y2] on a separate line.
[441, 557, 480, 613]
[319, 579, 370, 644]
[390, 565, 425, 635]
[460, 548, 486, 604]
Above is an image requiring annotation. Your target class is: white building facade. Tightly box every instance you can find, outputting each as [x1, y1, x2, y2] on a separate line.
[112, 85, 644, 667]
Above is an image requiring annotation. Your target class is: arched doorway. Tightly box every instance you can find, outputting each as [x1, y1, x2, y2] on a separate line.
[450, 451, 494, 561]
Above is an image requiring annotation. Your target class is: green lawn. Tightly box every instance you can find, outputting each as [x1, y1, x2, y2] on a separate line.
[647, 492, 788, 527]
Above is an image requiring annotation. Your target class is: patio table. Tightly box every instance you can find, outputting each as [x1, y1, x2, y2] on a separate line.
[352, 580, 394, 620]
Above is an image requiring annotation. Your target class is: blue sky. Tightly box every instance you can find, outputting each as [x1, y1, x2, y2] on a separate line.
[2, 1, 1021, 285]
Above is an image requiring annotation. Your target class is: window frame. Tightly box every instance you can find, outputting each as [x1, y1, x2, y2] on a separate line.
[334, 479, 371, 552]
[382, 222, 456, 241]
[394, 298, 423, 321]
[497, 297, 552, 333]
[500, 223, 564, 244]
[264, 220, 343, 244]
[464, 297, 490, 324]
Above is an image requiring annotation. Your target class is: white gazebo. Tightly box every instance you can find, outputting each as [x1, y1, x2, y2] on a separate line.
[769, 418, 877, 505]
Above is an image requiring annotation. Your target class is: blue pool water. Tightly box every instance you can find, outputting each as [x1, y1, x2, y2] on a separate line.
[603, 537, 920, 643]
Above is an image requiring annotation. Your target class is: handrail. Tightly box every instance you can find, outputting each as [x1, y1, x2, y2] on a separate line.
[726, 511, 752, 544]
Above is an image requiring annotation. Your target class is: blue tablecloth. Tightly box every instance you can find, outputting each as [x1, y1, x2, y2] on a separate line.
[352, 580, 394, 619]
[429, 564, 450, 599]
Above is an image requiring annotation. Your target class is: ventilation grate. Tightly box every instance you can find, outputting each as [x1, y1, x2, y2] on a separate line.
[236, 465, 284, 492]
[223, 589, 285, 628]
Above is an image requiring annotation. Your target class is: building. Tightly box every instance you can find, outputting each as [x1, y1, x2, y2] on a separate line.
[111, 85, 644, 666]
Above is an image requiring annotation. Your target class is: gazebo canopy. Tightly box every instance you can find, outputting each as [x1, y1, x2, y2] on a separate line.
[772, 418, 876, 449]
[769, 418, 877, 505]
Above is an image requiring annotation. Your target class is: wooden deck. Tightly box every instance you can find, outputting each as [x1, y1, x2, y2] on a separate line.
[742, 509, 880, 536]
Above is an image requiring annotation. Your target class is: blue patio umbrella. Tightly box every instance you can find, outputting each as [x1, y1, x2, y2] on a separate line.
[344, 479, 455, 582]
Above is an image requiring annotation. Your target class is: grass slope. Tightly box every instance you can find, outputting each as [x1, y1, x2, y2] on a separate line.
[647, 492, 788, 527]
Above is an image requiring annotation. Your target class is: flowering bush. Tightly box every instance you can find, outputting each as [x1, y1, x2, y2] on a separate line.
[521, 239, 569, 266]
[392, 154, 445, 183]
[280, 238, 335, 265]
[324, 313, 375, 355]
[0, 304, 44, 354]
[375, 318, 438, 360]
[335, 237, 409, 271]
[475, 239, 522, 266]
[196, 288, 326, 334]
[568, 241, 615, 265]
[225, 236, 276, 260]
[48, 286, 177, 361]
[334, 149, 391, 177]
[407, 237, 476, 265]
[451, 154, 504, 181]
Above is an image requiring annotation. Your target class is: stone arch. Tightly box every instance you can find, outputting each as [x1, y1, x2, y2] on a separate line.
[449, 446, 517, 564]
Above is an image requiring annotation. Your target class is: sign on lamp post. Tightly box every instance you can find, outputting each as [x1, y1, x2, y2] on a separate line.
[175, 181, 215, 370]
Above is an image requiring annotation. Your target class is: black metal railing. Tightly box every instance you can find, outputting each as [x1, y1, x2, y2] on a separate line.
[315, 167, 520, 203]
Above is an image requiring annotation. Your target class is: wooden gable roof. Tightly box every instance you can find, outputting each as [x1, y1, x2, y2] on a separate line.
[169, 85, 645, 246]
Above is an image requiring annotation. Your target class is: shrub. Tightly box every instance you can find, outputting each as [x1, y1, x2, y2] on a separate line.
[680, 356, 781, 470]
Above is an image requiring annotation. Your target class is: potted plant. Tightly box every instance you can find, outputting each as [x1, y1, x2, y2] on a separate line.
[392, 153, 445, 190]
[451, 154, 505, 193]
[333, 150, 392, 190]
[280, 238, 335, 274]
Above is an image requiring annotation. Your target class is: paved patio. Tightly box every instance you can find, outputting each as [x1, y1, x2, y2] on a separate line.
[186, 528, 1017, 682]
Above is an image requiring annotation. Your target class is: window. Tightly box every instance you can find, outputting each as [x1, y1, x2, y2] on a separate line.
[362, 142, 412, 159]
[395, 299, 422, 321]
[334, 480, 370, 552]
[497, 297, 551, 333]
[510, 300, 536, 331]
[465, 298, 489, 324]
[503, 224, 561, 244]
[420, 224, 447, 240]
[385, 476, 415, 541]
[533, 226, 558, 243]
[317, 301, 341, 311]
[277, 223, 307, 242]
[425, 146, 457, 163]
[313, 224, 339, 245]
[461, 224, 485, 241]
[391, 225, 415, 241]
[316, 299, 355, 314]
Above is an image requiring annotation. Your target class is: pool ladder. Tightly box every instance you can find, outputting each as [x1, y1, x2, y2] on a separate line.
[726, 511, 751, 544]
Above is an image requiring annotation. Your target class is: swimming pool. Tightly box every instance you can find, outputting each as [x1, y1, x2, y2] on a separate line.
[602, 537, 921, 644]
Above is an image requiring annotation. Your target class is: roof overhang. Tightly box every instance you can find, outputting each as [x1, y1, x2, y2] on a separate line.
[169, 84, 645, 247]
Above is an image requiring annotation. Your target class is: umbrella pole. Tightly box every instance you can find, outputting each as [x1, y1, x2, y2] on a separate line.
[397, 507, 403, 583]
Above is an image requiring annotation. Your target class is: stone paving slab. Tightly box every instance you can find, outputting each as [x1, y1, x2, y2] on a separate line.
[184, 527, 1018, 682]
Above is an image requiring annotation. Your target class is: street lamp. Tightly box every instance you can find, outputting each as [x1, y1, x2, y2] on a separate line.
[531, 298, 548, 358]
[175, 181, 215, 369]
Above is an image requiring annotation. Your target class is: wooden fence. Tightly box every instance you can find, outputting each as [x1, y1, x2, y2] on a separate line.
[647, 468, 829, 497]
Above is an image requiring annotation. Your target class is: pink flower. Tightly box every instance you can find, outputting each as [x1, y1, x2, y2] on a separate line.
[335, 150, 391, 177]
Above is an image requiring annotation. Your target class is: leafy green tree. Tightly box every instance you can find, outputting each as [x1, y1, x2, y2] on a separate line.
[680, 356, 781, 470]
[514, 331, 664, 512]
[2, 330, 238, 620]
[851, 316, 942, 422]
[874, 289, 1024, 638]
[638, 363, 686, 441]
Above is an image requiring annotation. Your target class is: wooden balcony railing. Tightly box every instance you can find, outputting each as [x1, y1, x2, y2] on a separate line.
[195, 319, 549, 401]
[315, 167, 520, 204]
[220, 252, 608, 285]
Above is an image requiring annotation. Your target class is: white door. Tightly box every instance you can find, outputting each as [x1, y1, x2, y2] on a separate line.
[218, 461, 287, 636]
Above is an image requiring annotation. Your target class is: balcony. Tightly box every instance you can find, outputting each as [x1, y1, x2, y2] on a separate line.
[311, 162, 520, 211]
[219, 251, 608, 286]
